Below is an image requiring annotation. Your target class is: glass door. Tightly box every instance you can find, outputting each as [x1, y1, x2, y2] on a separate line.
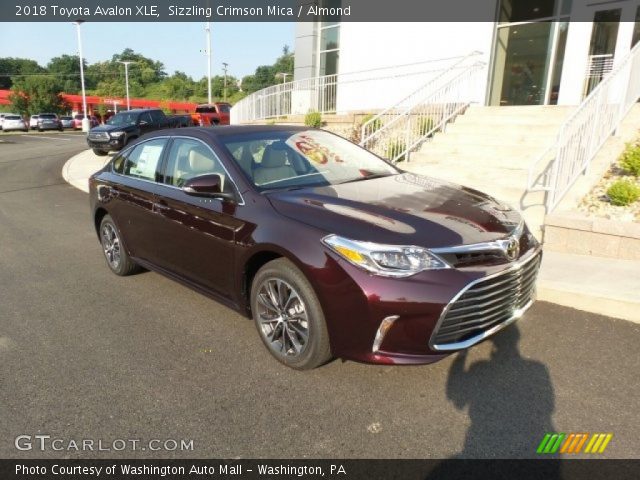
[584, 8, 622, 97]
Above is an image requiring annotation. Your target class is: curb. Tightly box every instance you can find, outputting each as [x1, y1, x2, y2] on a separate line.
[62, 149, 111, 193]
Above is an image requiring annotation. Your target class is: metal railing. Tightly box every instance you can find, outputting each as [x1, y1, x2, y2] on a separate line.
[359, 53, 486, 162]
[230, 55, 480, 124]
[527, 43, 640, 211]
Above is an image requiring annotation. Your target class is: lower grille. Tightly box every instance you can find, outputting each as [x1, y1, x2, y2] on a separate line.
[430, 250, 541, 350]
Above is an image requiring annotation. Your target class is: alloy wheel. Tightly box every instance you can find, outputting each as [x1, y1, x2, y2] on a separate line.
[101, 223, 121, 270]
[255, 278, 309, 358]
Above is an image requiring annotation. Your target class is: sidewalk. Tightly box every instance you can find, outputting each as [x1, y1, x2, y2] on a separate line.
[63, 149, 640, 324]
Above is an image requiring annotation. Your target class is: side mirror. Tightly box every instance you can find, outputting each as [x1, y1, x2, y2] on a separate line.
[183, 174, 235, 201]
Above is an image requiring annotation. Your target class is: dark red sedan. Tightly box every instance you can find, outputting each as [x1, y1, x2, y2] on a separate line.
[89, 126, 541, 369]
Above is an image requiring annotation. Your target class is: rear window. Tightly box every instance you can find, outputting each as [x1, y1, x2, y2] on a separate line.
[5, 115, 20, 120]
[39, 114, 57, 119]
[218, 104, 231, 113]
[74, 115, 83, 120]
[61, 116, 72, 120]
[196, 105, 216, 114]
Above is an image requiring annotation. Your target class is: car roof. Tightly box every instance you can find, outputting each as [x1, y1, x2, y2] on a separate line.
[114, 108, 158, 114]
[153, 125, 312, 139]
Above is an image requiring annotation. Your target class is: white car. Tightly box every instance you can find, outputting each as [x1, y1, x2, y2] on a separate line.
[29, 115, 40, 130]
[2, 115, 28, 132]
[1, 113, 20, 130]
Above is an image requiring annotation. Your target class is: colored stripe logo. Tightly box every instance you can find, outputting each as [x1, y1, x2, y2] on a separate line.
[537, 433, 612, 454]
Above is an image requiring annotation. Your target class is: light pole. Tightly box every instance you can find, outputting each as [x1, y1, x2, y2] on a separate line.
[205, 22, 212, 104]
[222, 62, 229, 102]
[72, 20, 89, 132]
[277, 72, 290, 84]
[118, 61, 135, 110]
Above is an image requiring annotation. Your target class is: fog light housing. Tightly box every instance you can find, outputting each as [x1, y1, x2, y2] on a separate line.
[372, 315, 399, 353]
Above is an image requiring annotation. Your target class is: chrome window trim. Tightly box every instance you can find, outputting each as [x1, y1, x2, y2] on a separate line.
[110, 135, 245, 206]
[428, 245, 542, 352]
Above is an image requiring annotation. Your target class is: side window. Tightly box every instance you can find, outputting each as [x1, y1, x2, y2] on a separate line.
[150, 110, 164, 124]
[123, 139, 167, 182]
[139, 112, 153, 125]
[163, 138, 228, 190]
[112, 152, 126, 174]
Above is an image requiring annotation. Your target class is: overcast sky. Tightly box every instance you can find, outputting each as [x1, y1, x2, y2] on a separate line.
[0, 21, 295, 79]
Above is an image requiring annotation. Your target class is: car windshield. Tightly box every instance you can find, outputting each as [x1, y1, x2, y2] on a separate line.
[221, 129, 399, 191]
[107, 113, 137, 126]
[61, 116, 72, 120]
[40, 114, 56, 119]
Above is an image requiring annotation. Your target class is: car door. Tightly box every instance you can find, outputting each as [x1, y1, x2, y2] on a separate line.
[151, 136, 244, 298]
[107, 137, 168, 265]
[137, 111, 155, 136]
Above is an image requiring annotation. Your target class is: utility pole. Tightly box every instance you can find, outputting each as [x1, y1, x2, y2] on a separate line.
[205, 22, 212, 104]
[72, 20, 89, 132]
[118, 61, 135, 110]
[222, 62, 229, 102]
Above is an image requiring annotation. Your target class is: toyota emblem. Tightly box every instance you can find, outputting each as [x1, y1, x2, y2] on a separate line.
[505, 236, 520, 261]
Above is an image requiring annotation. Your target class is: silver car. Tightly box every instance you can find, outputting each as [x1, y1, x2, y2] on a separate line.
[60, 116, 74, 129]
[1, 115, 28, 132]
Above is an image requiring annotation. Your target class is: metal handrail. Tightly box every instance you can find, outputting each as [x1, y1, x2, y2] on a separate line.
[360, 58, 487, 163]
[527, 42, 640, 211]
[230, 54, 478, 124]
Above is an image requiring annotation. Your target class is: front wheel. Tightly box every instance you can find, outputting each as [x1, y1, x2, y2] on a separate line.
[93, 149, 108, 156]
[251, 258, 332, 370]
[99, 214, 139, 276]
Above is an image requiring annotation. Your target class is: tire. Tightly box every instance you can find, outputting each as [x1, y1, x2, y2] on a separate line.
[38, 128, 43, 132]
[99, 214, 139, 276]
[250, 258, 332, 370]
[93, 149, 108, 156]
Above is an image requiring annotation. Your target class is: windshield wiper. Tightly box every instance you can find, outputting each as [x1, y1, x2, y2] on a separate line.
[338, 173, 394, 185]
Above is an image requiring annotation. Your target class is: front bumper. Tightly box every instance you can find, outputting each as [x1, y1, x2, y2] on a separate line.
[317, 244, 542, 366]
[87, 136, 125, 151]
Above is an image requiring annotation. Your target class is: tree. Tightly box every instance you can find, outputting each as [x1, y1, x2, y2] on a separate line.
[0, 57, 46, 89]
[10, 76, 68, 115]
[46, 55, 89, 93]
[240, 46, 294, 94]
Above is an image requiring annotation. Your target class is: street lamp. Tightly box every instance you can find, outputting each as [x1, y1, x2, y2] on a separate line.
[222, 62, 229, 102]
[276, 72, 290, 84]
[205, 22, 212, 104]
[118, 61, 135, 110]
[72, 20, 89, 132]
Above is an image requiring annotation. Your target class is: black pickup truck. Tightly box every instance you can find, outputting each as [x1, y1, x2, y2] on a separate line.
[86, 108, 192, 156]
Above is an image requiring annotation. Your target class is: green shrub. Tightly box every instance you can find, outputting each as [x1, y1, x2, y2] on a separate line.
[620, 143, 640, 176]
[304, 111, 322, 128]
[607, 179, 640, 206]
[386, 139, 407, 162]
[361, 113, 382, 133]
[418, 116, 435, 136]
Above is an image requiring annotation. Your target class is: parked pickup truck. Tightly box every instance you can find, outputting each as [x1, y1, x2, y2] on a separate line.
[190, 103, 231, 126]
[86, 108, 192, 156]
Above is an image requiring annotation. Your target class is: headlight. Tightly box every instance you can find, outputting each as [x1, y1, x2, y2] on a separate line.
[110, 131, 125, 138]
[323, 235, 450, 277]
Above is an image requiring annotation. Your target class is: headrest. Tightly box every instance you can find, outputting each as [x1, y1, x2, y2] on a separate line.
[188, 148, 215, 173]
[262, 142, 289, 168]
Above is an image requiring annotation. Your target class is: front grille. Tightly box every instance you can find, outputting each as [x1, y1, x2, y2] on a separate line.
[430, 251, 541, 349]
[88, 132, 109, 141]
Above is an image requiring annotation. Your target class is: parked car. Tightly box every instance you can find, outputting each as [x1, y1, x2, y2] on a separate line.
[86, 108, 183, 156]
[1, 115, 28, 132]
[73, 114, 99, 130]
[191, 103, 231, 126]
[36, 113, 63, 131]
[89, 126, 541, 370]
[1, 113, 21, 130]
[29, 115, 40, 130]
[60, 116, 75, 129]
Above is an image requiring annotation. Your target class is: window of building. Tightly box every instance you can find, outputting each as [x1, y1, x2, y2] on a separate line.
[632, 6, 640, 48]
[318, 0, 341, 77]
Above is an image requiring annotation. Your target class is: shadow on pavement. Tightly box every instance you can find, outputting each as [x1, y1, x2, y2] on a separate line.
[425, 324, 562, 478]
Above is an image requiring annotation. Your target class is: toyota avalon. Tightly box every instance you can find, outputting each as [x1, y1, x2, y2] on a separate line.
[89, 126, 541, 369]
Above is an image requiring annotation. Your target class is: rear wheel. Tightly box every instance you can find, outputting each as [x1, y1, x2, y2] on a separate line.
[99, 215, 139, 276]
[251, 258, 332, 370]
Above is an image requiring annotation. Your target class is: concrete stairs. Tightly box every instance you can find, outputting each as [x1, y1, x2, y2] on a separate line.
[403, 105, 576, 239]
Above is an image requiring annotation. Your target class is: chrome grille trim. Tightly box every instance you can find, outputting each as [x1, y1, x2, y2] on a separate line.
[88, 132, 109, 141]
[429, 248, 542, 351]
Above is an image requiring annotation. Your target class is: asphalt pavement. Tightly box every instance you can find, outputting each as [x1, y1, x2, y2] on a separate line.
[0, 133, 639, 459]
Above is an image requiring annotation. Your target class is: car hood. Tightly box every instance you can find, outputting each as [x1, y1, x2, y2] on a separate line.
[266, 173, 523, 248]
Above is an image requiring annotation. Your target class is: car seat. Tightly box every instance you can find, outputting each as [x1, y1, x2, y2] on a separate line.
[253, 142, 296, 185]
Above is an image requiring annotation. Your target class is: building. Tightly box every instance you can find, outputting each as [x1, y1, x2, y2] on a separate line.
[293, 0, 640, 111]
